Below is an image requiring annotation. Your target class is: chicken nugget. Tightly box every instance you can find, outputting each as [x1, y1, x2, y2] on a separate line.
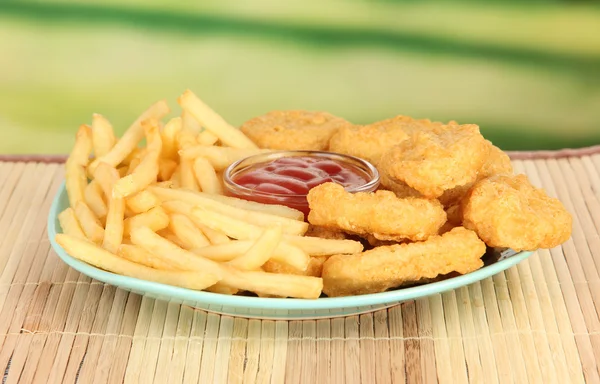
[462, 174, 572, 251]
[380, 123, 488, 198]
[307, 183, 447, 242]
[322, 227, 486, 297]
[438, 140, 513, 206]
[240, 110, 352, 151]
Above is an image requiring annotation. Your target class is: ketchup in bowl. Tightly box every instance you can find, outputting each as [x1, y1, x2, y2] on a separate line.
[223, 151, 380, 218]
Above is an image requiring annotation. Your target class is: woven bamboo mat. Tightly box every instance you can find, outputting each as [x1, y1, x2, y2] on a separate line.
[1, 148, 600, 384]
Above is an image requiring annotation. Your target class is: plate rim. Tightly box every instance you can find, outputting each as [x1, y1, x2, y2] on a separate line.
[48, 182, 534, 310]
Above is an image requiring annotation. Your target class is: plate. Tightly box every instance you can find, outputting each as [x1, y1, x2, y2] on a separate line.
[48, 182, 533, 320]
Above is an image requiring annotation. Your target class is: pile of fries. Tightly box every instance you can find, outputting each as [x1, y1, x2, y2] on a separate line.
[56, 90, 364, 299]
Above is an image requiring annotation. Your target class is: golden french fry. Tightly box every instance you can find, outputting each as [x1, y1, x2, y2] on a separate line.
[74, 201, 104, 244]
[154, 181, 175, 189]
[117, 244, 177, 270]
[88, 100, 170, 175]
[161, 117, 182, 160]
[168, 213, 210, 249]
[127, 157, 141, 175]
[93, 162, 120, 199]
[179, 158, 198, 191]
[193, 157, 223, 194]
[168, 165, 181, 187]
[120, 148, 144, 167]
[178, 146, 272, 171]
[198, 192, 304, 221]
[190, 240, 307, 268]
[158, 158, 178, 181]
[130, 226, 222, 276]
[126, 189, 160, 214]
[263, 256, 328, 277]
[197, 224, 230, 245]
[66, 125, 92, 208]
[219, 266, 322, 299]
[84, 180, 108, 220]
[228, 226, 282, 270]
[56, 234, 220, 290]
[113, 119, 162, 198]
[197, 130, 219, 146]
[123, 206, 169, 237]
[189, 206, 262, 239]
[159, 200, 230, 245]
[181, 110, 203, 134]
[283, 236, 364, 256]
[178, 90, 257, 149]
[91, 113, 116, 157]
[150, 187, 307, 235]
[205, 283, 238, 295]
[103, 194, 125, 253]
[58, 207, 86, 240]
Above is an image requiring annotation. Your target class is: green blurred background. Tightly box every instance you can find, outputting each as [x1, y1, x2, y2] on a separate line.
[1, 0, 599, 154]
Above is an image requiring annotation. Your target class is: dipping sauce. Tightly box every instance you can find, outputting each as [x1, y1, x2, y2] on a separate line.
[223, 151, 380, 218]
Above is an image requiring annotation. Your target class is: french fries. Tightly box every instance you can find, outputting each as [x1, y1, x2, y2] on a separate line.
[178, 89, 258, 149]
[117, 244, 177, 270]
[58, 207, 86, 240]
[152, 187, 307, 235]
[91, 113, 116, 157]
[198, 193, 304, 221]
[88, 99, 170, 175]
[57, 234, 220, 290]
[160, 117, 182, 160]
[168, 213, 210, 249]
[123, 206, 170, 237]
[193, 157, 222, 194]
[65, 125, 92, 208]
[84, 180, 108, 221]
[74, 201, 105, 245]
[178, 146, 272, 171]
[113, 120, 162, 198]
[228, 225, 282, 270]
[102, 163, 125, 253]
[126, 189, 160, 214]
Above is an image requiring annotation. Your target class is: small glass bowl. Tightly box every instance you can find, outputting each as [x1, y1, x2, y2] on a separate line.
[223, 150, 380, 218]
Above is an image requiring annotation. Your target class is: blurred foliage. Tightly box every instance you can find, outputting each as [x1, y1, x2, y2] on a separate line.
[0, 0, 599, 153]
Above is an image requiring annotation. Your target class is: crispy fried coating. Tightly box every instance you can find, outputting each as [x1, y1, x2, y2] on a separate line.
[438, 140, 513, 206]
[462, 174, 572, 251]
[240, 110, 352, 151]
[307, 183, 447, 242]
[322, 227, 486, 297]
[379, 173, 423, 198]
[380, 124, 488, 198]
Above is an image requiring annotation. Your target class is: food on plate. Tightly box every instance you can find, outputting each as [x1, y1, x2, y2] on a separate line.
[56, 88, 572, 299]
[307, 183, 447, 241]
[240, 110, 352, 151]
[223, 151, 379, 217]
[462, 174, 572, 251]
[321, 227, 486, 296]
[380, 123, 488, 198]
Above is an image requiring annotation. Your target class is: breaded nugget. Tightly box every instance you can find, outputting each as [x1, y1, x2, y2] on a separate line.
[380, 123, 488, 198]
[263, 256, 328, 277]
[307, 183, 447, 242]
[328, 115, 454, 166]
[379, 172, 423, 198]
[462, 174, 572, 251]
[322, 227, 486, 297]
[240, 110, 351, 151]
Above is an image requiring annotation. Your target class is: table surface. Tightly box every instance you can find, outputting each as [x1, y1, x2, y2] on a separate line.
[1, 147, 600, 384]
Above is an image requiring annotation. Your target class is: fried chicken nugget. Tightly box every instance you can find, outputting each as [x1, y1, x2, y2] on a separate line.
[322, 227, 486, 297]
[462, 174, 572, 251]
[307, 183, 447, 242]
[380, 123, 488, 198]
[240, 110, 352, 151]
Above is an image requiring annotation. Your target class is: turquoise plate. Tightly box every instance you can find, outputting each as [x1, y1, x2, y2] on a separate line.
[48, 182, 533, 320]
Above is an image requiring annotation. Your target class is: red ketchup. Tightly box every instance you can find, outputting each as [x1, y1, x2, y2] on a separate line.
[225, 155, 373, 218]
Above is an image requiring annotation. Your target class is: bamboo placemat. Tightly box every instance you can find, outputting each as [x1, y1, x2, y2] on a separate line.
[1, 148, 600, 383]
